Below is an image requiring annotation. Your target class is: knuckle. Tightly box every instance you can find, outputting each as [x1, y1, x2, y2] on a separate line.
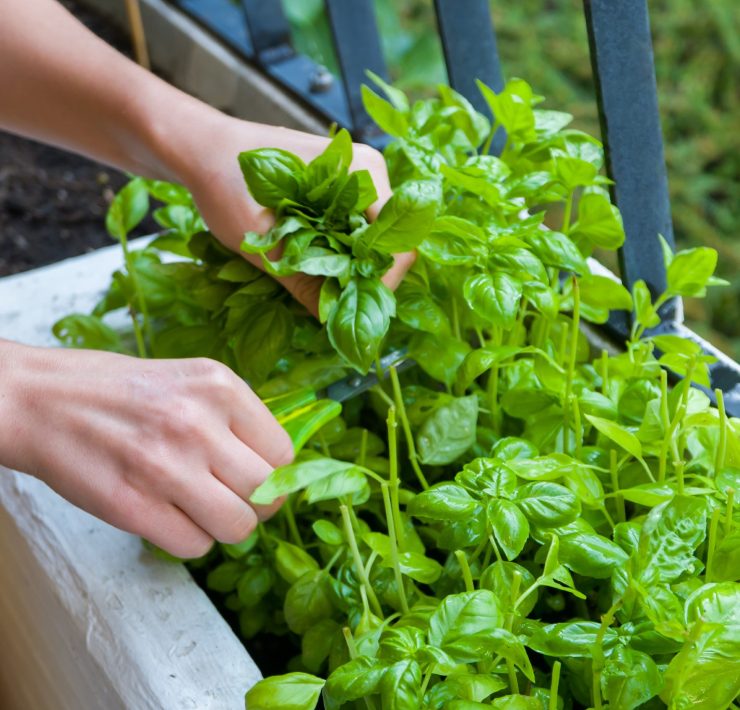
[178, 534, 215, 560]
[272, 438, 295, 469]
[219, 508, 257, 545]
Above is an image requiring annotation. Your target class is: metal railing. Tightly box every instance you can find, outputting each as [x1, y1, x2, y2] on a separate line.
[169, 0, 740, 415]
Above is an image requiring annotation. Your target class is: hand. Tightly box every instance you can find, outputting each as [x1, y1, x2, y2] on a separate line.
[168, 115, 414, 313]
[0, 341, 293, 558]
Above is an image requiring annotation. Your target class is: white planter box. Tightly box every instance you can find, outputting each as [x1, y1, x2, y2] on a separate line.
[0, 244, 260, 710]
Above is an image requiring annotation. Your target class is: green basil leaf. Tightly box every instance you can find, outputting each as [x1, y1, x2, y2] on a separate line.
[380, 659, 422, 710]
[305, 467, 369, 504]
[325, 656, 388, 705]
[284, 571, 333, 634]
[408, 483, 478, 522]
[238, 148, 305, 208]
[251, 458, 371, 505]
[362, 85, 409, 137]
[274, 540, 320, 584]
[53, 314, 123, 352]
[428, 590, 504, 663]
[514, 482, 580, 527]
[488, 498, 530, 560]
[417, 394, 479, 465]
[233, 302, 293, 386]
[527, 621, 618, 658]
[558, 532, 628, 578]
[327, 276, 396, 373]
[602, 646, 662, 710]
[570, 192, 625, 249]
[666, 246, 719, 297]
[463, 272, 523, 328]
[106, 177, 149, 240]
[245, 672, 325, 710]
[585, 414, 643, 460]
[362, 180, 438, 253]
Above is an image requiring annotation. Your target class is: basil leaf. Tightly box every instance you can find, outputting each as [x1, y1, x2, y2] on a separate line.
[570, 192, 625, 249]
[463, 272, 523, 328]
[417, 394, 479, 465]
[527, 621, 618, 658]
[106, 177, 149, 240]
[602, 647, 662, 710]
[408, 483, 478, 522]
[238, 148, 305, 208]
[325, 656, 388, 705]
[245, 672, 325, 710]
[488, 498, 530, 560]
[362, 84, 409, 137]
[428, 590, 504, 663]
[327, 275, 395, 373]
[362, 180, 438, 253]
[251, 458, 371, 505]
[284, 571, 333, 634]
[514, 482, 580, 527]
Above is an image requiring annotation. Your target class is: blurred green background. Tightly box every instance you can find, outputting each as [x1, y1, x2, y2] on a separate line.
[280, 0, 739, 359]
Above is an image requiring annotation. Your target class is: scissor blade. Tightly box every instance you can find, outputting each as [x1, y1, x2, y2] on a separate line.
[320, 349, 415, 403]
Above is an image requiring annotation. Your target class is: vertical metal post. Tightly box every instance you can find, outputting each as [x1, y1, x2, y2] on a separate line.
[324, 0, 390, 142]
[584, 0, 678, 324]
[433, 0, 505, 151]
[240, 0, 294, 63]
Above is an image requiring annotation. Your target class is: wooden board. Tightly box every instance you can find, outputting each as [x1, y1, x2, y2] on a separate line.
[0, 242, 261, 709]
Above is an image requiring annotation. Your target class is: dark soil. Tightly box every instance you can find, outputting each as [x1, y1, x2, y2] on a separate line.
[0, 0, 153, 277]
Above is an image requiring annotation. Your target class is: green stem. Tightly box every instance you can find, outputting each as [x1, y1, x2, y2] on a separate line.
[282, 496, 303, 548]
[382, 483, 409, 614]
[482, 120, 501, 155]
[420, 668, 434, 698]
[715, 388, 728, 475]
[564, 277, 580, 453]
[706, 506, 721, 583]
[592, 599, 622, 710]
[610, 450, 626, 524]
[658, 369, 670, 482]
[549, 661, 562, 710]
[573, 394, 583, 461]
[487, 364, 500, 433]
[675, 460, 685, 496]
[600, 349, 609, 396]
[725, 487, 735, 537]
[387, 407, 406, 550]
[340, 504, 383, 617]
[342, 626, 358, 658]
[455, 550, 475, 593]
[489, 534, 503, 564]
[389, 366, 429, 490]
[358, 428, 368, 468]
[120, 233, 151, 356]
[504, 571, 522, 695]
[562, 191, 574, 234]
[451, 296, 461, 341]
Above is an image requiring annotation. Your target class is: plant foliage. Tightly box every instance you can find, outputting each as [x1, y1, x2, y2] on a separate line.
[55, 77, 739, 710]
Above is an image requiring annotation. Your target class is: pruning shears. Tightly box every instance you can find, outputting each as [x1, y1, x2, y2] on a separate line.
[263, 349, 415, 453]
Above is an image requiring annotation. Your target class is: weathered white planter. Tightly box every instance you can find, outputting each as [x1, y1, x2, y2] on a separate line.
[0, 244, 260, 710]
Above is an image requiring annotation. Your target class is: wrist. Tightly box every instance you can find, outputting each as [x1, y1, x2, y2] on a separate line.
[0, 340, 40, 472]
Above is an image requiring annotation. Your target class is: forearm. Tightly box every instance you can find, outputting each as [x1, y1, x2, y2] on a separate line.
[0, 0, 219, 182]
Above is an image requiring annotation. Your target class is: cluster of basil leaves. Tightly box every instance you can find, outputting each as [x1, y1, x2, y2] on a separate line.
[53, 74, 739, 710]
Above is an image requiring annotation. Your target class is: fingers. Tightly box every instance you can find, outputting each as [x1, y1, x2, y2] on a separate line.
[226, 379, 295, 470]
[382, 250, 417, 290]
[171, 472, 259, 546]
[211, 432, 284, 520]
[134, 500, 215, 560]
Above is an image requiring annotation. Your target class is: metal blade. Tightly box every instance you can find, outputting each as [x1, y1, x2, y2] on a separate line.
[319, 349, 415, 402]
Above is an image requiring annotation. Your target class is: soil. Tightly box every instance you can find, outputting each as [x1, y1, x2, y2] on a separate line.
[0, 0, 154, 277]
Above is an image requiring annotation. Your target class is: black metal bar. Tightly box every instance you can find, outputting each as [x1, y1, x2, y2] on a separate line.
[433, 0, 505, 152]
[240, 0, 293, 63]
[175, 0, 252, 56]
[584, 0, 678, 326]
[324, 0, 389, 142]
